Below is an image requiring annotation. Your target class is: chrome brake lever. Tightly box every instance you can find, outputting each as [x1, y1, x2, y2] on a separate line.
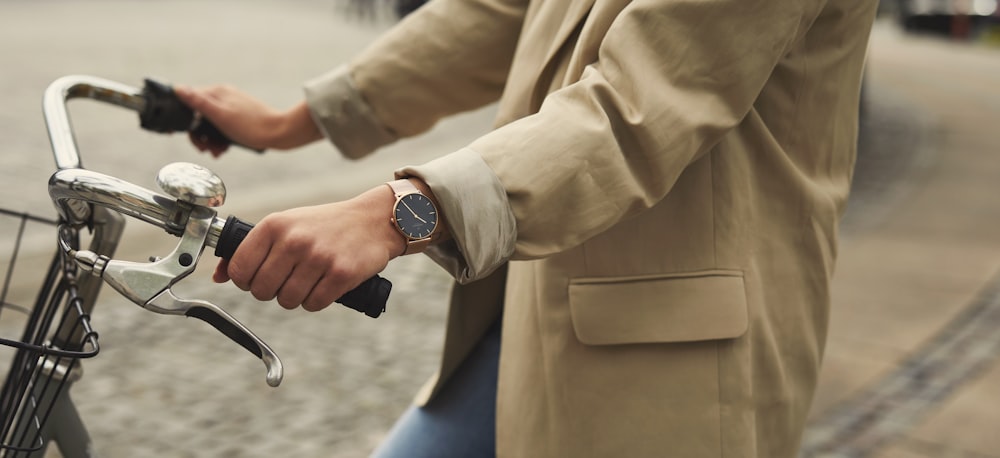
[148, 288, 283, 387]
[62, 163, 283, 386]
[100, 204, 214, 307]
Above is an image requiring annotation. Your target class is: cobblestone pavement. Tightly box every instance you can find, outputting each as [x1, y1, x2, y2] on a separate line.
[2, 3, 999, 457]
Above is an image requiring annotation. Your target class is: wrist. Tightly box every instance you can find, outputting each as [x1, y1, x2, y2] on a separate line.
[271, 102, 323, 150]
[355, 185, 409, 259]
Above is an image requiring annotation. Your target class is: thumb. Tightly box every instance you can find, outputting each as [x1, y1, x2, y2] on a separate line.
[174, 85, 216, 117]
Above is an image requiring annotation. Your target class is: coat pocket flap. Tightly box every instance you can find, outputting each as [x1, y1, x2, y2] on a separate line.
[569, 271, 749, 345]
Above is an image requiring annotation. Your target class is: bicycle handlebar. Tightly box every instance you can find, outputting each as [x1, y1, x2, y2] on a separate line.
[48, 161, 392, 319]
[43, 75, 144, 170]
[42, 75, 260, 169]
[43, 75, 392, 387]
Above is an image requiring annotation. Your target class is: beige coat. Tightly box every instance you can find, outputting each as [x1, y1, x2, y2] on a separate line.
[304, 0, 878, 454]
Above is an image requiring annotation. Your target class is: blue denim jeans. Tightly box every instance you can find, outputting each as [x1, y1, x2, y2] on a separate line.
[370, 320, 501, 458]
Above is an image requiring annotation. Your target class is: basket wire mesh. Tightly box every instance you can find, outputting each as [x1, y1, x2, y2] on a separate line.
[0, 208, 99, 455]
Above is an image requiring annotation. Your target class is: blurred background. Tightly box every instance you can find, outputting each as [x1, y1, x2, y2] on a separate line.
[0, 0, 998, 456]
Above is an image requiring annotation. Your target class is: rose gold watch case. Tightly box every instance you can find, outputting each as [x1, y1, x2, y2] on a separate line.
[387, 179, 438, 255]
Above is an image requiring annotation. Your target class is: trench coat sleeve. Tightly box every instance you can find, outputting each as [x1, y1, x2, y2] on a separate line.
[304, 0, 528, 159]
[470, 0, 824, 259]
[304, 0, 527, 282]
[305, 64, 519, 282]
[396, 149, 516, 283]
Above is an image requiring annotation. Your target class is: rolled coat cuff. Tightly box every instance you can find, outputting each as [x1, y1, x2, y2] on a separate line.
[303, 65, 398, 159]
[396, 148, 516, 283]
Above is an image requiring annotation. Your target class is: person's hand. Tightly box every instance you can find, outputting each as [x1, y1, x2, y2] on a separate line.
[214, 184, 406, 312]
[174, 85, 323, 157]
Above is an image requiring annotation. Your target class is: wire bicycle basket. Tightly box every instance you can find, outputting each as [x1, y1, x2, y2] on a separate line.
[0, 208, 99, 456]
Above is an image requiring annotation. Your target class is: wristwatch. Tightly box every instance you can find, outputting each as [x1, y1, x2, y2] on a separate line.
[387, 179, 440, 255]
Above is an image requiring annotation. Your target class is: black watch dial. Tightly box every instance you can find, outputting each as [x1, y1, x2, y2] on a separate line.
[393, 193, 438, 239]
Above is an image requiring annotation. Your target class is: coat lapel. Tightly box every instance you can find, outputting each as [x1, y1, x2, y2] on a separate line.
[492, 0, 603, 123]
[541, 0, 598, 68]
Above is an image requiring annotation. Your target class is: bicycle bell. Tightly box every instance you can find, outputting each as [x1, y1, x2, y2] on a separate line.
[156, 162, 226, 207]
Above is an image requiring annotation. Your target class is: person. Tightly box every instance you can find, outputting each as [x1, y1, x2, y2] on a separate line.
[174, 0, 878, 454]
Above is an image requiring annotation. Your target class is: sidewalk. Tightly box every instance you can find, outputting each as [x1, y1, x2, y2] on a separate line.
[801, 23, 1000, 457]
[3, 4, 1000, 457]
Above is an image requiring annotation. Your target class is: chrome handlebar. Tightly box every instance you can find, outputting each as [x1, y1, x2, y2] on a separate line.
[43, 75, 283, 387]
[48, 168, 229, 248]
[43, 75, 146, 171]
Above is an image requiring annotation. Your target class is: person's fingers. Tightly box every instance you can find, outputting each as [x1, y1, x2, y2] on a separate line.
[205, 137, 230, 157]
[226, 227, 273, 291]
[301, 261, 362, 312]
[275, 264, 324, 310]
[187, 130, 209, 151]
[248, 251, 297, 302]
[178, 86, 232, 155]
[302, 275, 339, 312]
[213, 259, 231, 283]
[173, 85, 210, 113]
[172, 84, 194, 99]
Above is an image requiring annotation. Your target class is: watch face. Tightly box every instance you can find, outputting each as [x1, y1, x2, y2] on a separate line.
[393, 193, 438, 239]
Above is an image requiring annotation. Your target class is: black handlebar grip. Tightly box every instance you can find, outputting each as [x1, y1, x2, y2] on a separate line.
[214, 216, 391, 318]
[139, 78, 262, 153]
[139, 78, 196, 133]
[214, 215, 253, 260]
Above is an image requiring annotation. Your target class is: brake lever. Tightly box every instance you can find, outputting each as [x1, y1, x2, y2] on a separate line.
[64, 164, 283, 387]
[105, 203, 282, 386]
[147, 288, 283, 387]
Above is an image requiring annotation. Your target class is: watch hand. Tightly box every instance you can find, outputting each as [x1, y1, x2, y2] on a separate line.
[401, 200, 428, 224]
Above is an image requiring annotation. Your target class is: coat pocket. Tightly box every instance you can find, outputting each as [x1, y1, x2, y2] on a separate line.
[568, 270, 749, 345]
